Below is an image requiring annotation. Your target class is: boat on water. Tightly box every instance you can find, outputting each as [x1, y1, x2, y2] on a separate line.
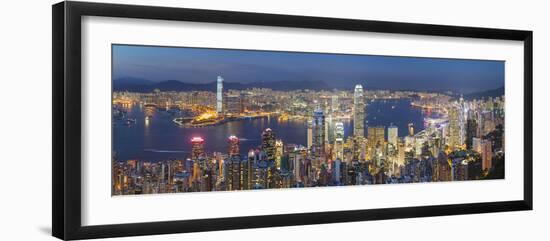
[125, 118, 136, 125]
[173, 117, 192, 126]
[113, 108, 125, 120]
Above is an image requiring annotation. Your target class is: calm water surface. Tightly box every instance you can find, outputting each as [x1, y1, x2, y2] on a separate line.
[113, 99, 427, 161]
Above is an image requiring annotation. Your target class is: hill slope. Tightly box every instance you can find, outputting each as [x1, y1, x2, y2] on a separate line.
[113, 78, 330, 92]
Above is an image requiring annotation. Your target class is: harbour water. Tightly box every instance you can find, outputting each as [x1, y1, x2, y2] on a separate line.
[113, 99, 427, 161]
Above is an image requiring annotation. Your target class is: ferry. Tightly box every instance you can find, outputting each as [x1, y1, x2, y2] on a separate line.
[173, 117, 192, 126]
[125, 118, 136, 126]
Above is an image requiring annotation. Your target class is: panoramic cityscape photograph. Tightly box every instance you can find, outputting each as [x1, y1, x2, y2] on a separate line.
[111, 44, 505, 196]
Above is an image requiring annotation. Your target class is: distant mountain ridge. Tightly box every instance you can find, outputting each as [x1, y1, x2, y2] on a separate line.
[113, 77, 505, 97]
[114, 77, 154, 86]
[462, 86, 504, 100]
[113, 78, 331, 92]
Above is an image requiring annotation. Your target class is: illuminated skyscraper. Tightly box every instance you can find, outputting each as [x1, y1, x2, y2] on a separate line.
[481, 139, 493, 170]
[353, 84, 365, 137]
[334, 122, 344, 160]
[367, 126, 385, 162]
[408, 123, 414, 136]
[292, 152, 303, 183]
[448, 105, 461, 149]
[397, 140, 405, 166]
[434, 151, 452, 182]
[458, 95, 467, 146]
[191, 137, 205, 160]
[466, 118, 478, 149]
[388, 125, 398, 147]
[216, 76, 223, 115]
[275, 139, 284, 169]
[352, 136, 364, 162]
[228, 135, 240, 156]
[307, 119, 313, 150]
[312, 107, 326, 163]
[368, 126, 385, 147]
[227, 154, 241, 191]
[262, 128, 276, 161]
[246, 150, 256, 189]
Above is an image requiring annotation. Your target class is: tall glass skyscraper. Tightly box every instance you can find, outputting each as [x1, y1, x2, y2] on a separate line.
[388, 125, 398, 147]
[228, 135, 240, 156]
[448, 104, 461, 148]
[261, 128, 276, 161]
[191, 137, 205, 160]
[216, 76, 224, 115]
[334, 122, 344, 160]
[353, 84, 365, 137]
[312, 107, 326, 164]
[307, 119, 313, 149]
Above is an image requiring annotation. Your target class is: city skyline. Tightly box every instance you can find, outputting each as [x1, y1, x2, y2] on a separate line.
[113, 44, 504, 94]
[112, 45, 505, 196]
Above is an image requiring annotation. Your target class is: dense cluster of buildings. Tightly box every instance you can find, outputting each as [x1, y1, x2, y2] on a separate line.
[112, 76, 505, 195]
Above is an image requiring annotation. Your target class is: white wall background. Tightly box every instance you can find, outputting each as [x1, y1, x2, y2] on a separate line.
[0, 0, 547, 240]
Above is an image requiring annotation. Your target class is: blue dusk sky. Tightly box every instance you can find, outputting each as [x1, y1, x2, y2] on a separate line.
[112, 44, 504, 93]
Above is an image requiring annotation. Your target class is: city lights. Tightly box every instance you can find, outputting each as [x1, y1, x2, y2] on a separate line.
[112, 79, 505, 195]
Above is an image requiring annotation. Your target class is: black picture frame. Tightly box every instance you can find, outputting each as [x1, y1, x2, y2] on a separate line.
[52, 1, 533, 240]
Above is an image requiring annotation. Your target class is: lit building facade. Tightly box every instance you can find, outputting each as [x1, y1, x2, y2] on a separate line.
[307, 119, 313, 150]
[331, 95, 339, 113]
[312, 107, 326, 165]
[216, 76, 223, 115]
[388, 125, 398, 147]
[334, 122, 344, 160]
[353, 84, 365, 137]
[408, 123, 414, 136]
[481, 139, 493, 170]
[448, 104, 461, 149]
[262, 128, 276, 161]
[225, 93, 242, 115]
[191, 137, 205, 160]
[367, 126, 385, 160]
[228, 135, 240, 156]
[112, 81, 505, 195]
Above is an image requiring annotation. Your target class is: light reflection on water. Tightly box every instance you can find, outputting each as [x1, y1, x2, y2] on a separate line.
[113, 99, 427, 161]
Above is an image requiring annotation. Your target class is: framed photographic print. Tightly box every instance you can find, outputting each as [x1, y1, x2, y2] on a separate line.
[52, 1, 533, 240]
